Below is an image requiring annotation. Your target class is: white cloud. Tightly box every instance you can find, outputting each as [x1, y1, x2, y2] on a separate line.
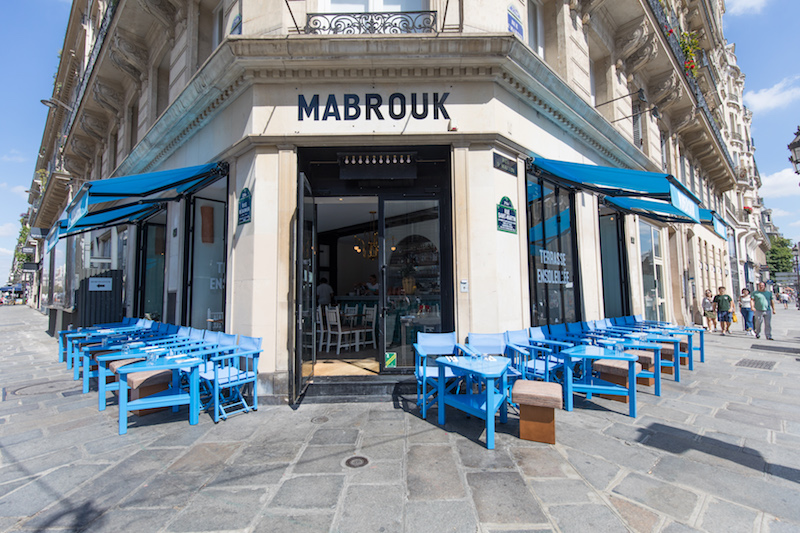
[743, 77, 800, 113]
[0, 223, 17, 237]
[11, 185, 28, 199]
[0, 248, 12, 257]
[770, 207, 793, 217]
[0, 150, 26, 163]
[759, 168, 800, 198]
[726, 0, 770, 15]
[790, 220, 800, 227]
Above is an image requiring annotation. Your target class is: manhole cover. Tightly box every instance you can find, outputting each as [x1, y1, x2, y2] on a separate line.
[735, 359, 776, 370]
[13, 380, 80, 396]
[345, 456, 369, 468]
[311, 416, 329, 424]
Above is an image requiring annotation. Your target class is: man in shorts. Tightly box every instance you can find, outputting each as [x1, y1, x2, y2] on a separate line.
[713, 286, 733, 336]
[753, 282, 776, 340]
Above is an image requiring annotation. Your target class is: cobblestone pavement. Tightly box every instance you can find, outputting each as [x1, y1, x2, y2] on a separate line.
[1, 305, 800, 532]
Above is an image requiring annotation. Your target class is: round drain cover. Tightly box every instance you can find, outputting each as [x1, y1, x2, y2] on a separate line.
[311, 416, 329, 424]
[14, 380, 80, 396]
[345, 456, 369, 468]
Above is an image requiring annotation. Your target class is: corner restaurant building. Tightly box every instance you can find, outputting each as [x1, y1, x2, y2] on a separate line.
[45, 35, 715, 404]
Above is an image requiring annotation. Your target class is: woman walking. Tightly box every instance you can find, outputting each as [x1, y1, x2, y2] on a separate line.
[702, 290, 717, 332]
[739, 288, 755, 336]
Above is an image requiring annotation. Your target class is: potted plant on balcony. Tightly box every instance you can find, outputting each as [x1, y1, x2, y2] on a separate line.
[743, 206, 753, 217]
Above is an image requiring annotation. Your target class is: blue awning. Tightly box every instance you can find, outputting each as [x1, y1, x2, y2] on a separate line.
[529, 158, 701, 224]
[63, 162, 227, 236]
[699, 209, 728, 238]
[604, 196, 701, 224]
[45, 214, 68, 253]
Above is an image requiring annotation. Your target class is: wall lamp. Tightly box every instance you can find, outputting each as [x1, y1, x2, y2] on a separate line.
[40, 98, 74, 112]
[611, 105, 660, 123]
[595, 88, 647, 107]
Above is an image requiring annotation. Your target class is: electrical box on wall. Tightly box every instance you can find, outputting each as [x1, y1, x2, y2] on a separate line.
[460, 279, 469, 293]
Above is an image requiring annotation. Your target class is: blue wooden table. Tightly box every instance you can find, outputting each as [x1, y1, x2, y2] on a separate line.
[436, 355, 510, 449]
[115, 355, 203, 435]
[559, 345, 639, 417]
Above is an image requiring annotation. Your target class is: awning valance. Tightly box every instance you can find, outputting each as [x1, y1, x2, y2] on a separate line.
[45, 215, 68, 253]
[604, 196, 701, 224]
[699, 209, 728, 239]
[63, 162, 228, 237]
[529, 158, 701, 224]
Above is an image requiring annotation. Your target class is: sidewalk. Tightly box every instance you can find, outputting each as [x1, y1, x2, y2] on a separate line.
[1, 305, 800, 532]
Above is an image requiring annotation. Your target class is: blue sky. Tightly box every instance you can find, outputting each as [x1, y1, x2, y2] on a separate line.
[1, 0, 798, 282]
[724, 0, 800, 247]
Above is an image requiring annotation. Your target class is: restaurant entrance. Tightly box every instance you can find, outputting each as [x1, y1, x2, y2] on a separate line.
[294, 146, 453, 399]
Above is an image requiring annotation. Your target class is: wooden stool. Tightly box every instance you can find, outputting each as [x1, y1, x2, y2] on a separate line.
[127, 369, 173, 416]
[628, 349, 655, 386]
[660, 341, 688, 375]
[593, 359, 642, 404]
[512, 380, 562, 444]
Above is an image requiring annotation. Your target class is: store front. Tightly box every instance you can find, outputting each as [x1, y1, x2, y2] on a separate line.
[294, 145, 453, 398]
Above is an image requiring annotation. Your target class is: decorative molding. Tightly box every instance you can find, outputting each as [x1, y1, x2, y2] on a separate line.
[71, 136, 96, 160]
[63, 156, 87, 177]
[109, 30, 149, 85]
[649, 71, 680, 109]
[672, 107, 698, 134]
[137, 0, 178, 37]
[615, 17, 650, 65]
[624, 34, 659, 81]
[79, 111, 109, 141]
[92, 78, 125, 116]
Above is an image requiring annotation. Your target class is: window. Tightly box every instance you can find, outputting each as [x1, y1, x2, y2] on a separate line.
[322, 0, 427, 12]
[660, 132, 669, 172]
[632, 103, 642, 148]
[589, 60, 596, 106]
[679, 150, 686, 184]
[527, 0, 544, 57]
[639, 221, 665, 321]
[689, 161, 696, 195]
[128, 100, 139, 153]
[526, 176, 580, 326]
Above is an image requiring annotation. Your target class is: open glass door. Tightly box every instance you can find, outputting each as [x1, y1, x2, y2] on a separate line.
[294, 173, 315, 402]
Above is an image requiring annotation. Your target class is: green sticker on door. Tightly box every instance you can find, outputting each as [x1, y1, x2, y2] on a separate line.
[385, 352, 397, 368]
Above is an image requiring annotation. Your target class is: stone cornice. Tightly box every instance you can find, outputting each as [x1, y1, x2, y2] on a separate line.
[117, 34, 663, 175]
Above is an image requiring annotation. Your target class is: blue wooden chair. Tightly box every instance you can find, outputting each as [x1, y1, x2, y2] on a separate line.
[465, 333, 525, 389]
[198, 335, 262, 422]
[504, 329, 562, 382]
[413, 332, 472, 419]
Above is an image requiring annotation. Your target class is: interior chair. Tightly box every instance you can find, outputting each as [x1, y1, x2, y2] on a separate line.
[342, 303, 359, 326]
[325, 306, 360, 355]
[360, 305, 378, 349]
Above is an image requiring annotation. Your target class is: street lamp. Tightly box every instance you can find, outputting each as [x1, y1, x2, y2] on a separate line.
[788, 126, 800, 175]
[40, 98, 73, 113]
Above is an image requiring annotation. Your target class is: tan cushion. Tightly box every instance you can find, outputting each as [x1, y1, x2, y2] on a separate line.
[593, 359, 642, 377]
[109, 358, 145, 373]
[128, 369, 173, 390]
[512, 380, 562, 410]
[627, 349, 654, 366]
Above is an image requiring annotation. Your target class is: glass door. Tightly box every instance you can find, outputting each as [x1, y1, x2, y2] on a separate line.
[382, 199, 442, 369]
[294, 173, 315, 402]
[639, 221, 666, 321]
[136, 221, 166, 321]
[189, 198, 227, 329]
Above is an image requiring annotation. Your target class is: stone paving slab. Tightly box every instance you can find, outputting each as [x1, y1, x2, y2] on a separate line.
[2, 305, 800, 532]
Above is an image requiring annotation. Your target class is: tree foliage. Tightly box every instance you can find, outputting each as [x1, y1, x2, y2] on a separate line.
[767, 236, 793, 274]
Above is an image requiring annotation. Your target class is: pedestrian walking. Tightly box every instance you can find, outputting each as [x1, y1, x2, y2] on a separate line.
[753, 281, 776, 340]
[701, 289, 717, 332]
[780, 291, 789, 309]
[739, 288, 754, 335]
[713, 286, 733, 336]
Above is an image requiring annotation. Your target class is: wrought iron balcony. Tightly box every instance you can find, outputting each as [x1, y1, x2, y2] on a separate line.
[305, 11, 437, 35]
[645, 0, 735, 172]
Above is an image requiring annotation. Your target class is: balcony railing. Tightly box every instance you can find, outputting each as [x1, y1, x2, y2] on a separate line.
[65, 0, 119, 137]
[646, 0, 735, 172]
[305, 11, 437, 35]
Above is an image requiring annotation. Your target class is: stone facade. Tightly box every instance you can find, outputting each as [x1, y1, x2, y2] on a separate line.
[26, 0, 768, 400]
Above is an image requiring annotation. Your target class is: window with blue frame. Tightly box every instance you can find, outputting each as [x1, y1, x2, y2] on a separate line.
[526, 176, 580, 326]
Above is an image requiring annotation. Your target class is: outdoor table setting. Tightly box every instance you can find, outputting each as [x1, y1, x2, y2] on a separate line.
[558, 344, 640, 417]
[114, 349, 205, 435]
[436, 353, 511, 449]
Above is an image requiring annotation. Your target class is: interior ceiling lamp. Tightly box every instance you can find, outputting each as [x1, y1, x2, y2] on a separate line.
[353, 211, 379, 260]
[595, 88, 647, 108]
